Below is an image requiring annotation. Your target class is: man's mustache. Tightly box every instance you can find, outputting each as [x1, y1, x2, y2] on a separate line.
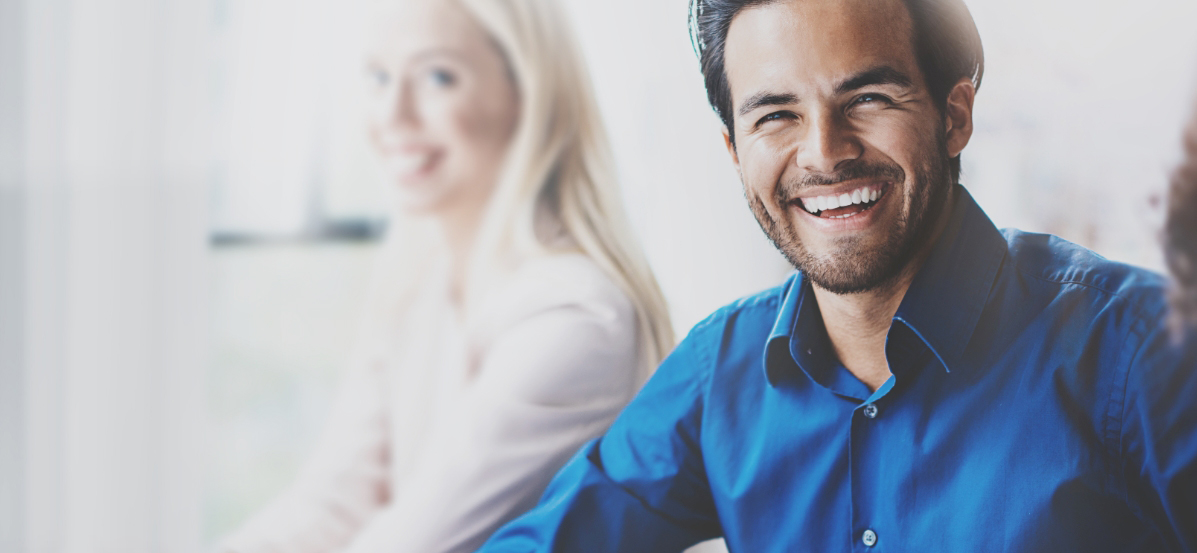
[777, 161, 905, 201]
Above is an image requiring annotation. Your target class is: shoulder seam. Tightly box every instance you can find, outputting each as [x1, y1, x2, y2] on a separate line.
[1008, 261, 1160, 324]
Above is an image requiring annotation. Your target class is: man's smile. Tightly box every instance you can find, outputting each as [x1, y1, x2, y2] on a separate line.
[784, 181, 895, 233]
[796, 182, 891, 218]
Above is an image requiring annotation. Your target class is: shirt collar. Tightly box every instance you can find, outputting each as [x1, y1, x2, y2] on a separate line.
[765, 185, 1007, 385]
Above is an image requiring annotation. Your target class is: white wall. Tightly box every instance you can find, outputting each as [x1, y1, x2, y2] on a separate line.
[965, 0, 1197, 271]
[2, 0, 213, 551]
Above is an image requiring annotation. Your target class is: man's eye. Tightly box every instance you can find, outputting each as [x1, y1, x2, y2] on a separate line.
[852, 93, 891, 106]
[757, 111, 794, 126]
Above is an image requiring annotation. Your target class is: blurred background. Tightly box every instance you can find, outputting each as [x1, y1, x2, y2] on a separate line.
[2, 0, 1196, 550]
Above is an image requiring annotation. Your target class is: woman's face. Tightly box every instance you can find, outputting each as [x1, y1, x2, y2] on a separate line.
[365, 0, 519, 217]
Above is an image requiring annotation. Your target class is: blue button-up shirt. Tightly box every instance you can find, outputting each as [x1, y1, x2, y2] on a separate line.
[478, 187, 1197, 552]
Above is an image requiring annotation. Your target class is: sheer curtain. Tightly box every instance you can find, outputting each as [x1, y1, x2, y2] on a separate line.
[1, 0, 212, 551]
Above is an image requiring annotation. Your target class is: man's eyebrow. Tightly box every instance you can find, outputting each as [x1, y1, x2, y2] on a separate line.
[834, 66, 913, 95]
[737, 92, 800, 118]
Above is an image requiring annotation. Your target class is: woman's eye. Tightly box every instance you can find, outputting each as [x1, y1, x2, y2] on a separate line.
[368, 68, 391, 88]
[428, 68, 456, 87]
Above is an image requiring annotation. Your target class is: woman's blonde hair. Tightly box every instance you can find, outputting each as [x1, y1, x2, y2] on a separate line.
[371, 0, 674, 368]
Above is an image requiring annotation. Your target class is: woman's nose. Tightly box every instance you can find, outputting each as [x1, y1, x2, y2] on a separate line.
[377, 80, 419, 130]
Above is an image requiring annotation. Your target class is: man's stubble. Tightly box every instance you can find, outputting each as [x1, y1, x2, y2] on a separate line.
[746, 130, 954, 295]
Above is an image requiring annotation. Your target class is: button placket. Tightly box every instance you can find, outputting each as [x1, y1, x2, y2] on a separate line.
[851, 394, 891, 550]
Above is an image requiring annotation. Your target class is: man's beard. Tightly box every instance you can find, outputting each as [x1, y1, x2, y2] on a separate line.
[748, 138, 953, 295]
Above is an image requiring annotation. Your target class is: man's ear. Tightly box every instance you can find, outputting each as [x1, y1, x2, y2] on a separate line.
[722, 125, 742, 174]
[944, 78, 976, 159]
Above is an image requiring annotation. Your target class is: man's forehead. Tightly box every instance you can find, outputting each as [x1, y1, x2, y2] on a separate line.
[724, 0, 917, 98]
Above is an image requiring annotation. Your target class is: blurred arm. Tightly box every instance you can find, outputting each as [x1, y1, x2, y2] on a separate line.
[340, 299, 648, 553]
[218, 353, 391, 553]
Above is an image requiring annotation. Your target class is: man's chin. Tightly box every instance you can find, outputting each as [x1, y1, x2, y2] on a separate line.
[792, 244, 911, 295]
[806, 268, 902, 295]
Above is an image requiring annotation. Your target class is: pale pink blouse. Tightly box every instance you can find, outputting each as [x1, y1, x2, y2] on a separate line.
[221, 253, 647, 553]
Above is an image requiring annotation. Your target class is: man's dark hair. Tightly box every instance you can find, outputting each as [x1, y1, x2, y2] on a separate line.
[688, 0, 984, 183]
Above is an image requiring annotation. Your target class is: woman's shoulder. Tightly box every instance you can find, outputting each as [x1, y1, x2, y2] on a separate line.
[516, 252, 629, 302]
[471, 252, 636, 339]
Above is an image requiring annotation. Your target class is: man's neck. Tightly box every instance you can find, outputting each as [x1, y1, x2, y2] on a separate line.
[811, 187, 956, 392]
[812, 269, 915, 392]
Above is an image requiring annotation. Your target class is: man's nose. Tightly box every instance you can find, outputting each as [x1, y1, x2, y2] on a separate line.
[794, 110, 862, 174]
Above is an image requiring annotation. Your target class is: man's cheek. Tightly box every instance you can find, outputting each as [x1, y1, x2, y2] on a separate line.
[743, 165, 777, 206]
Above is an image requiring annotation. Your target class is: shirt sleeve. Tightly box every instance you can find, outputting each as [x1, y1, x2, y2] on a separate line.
[218, 351, 391, 553]
[338, 297, 647, 553]
[1119, 321, 1197, 552]
[476, 323, 723, 553]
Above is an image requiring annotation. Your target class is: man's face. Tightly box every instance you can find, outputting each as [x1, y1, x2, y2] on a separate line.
[723, 0, 957, 294]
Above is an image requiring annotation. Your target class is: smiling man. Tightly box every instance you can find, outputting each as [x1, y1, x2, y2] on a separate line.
[476, 0, 1197, 551]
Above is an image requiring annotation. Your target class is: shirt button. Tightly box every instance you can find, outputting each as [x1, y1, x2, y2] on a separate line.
[862, 529, 878, 547]
[863, 404, 879, 419]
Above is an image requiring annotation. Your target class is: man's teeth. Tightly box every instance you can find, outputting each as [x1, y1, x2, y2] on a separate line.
[802, 186, 881, 214]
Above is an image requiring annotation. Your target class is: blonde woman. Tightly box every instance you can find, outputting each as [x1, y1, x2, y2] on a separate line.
[219, 0, 673, 551]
